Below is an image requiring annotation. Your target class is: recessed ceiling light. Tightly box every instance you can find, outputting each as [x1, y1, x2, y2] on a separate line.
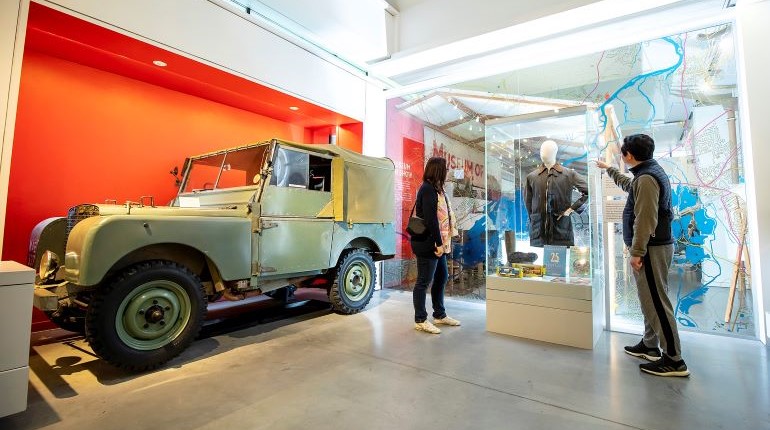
[153, 60, 167, 67]
[289, 106, 299, 111]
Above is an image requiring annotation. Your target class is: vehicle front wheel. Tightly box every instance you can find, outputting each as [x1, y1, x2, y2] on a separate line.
[85, 261, 206, 371]
[329, 249, 375, 314]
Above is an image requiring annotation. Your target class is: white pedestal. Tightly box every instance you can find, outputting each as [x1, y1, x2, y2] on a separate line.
[0, 261, 35, 418]
[486, 275, 604, 349]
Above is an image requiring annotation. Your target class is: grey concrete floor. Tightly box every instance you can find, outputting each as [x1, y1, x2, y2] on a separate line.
[1, 289, 768, 430]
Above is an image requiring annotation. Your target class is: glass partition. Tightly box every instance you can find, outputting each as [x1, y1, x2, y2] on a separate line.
[383, 22, 754, 338]
[484, 106, 602, 287]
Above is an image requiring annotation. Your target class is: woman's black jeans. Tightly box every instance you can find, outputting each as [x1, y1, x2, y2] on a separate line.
[413, 254, 448, 323]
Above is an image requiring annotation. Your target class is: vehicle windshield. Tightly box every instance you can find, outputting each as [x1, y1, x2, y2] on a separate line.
[180, 144, 270, 194]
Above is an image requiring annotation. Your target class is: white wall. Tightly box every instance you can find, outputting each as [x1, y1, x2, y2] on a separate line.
[735, 0, 770, 343]
[0, 0, 27, 256]
[363, 82, 386, 157]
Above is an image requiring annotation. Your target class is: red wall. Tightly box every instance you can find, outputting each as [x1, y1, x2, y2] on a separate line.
[4, 49, 312, 293]
[308, 124, 363, 153]
[3, 51, 311, 264]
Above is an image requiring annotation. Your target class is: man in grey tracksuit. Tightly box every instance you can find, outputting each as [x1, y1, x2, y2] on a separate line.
[596, 134, 690, 377]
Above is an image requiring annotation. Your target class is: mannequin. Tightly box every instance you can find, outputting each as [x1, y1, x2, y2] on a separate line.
[524, 140, 589, 247]
[540, 140, 558, 169]
[540, 140, 573, 218]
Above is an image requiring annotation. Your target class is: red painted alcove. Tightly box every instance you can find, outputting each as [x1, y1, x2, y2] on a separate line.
[5, 2, 363, 331]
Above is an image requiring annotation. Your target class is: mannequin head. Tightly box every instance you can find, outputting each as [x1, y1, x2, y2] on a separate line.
[540, 140, 558, 168]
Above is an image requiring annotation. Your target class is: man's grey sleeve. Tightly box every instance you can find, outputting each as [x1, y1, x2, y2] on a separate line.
[630, 175, 660, 257]
[606, 167, 632, 192]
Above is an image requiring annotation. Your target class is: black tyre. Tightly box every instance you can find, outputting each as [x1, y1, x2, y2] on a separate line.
[329, 249, 375, 314]
[85, 261, 207, 371]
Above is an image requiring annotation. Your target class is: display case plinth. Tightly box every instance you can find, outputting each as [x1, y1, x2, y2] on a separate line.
[486, 275, 603, 349]
[0, 261, 35, 418]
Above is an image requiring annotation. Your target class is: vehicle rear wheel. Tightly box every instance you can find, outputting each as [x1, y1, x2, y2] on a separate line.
[85, 261, 206, 371]
[329, 249, 375, 314]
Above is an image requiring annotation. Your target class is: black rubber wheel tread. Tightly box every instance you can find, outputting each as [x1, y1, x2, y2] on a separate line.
[329, 249, 376, 315]
[85, 260, 207, 372]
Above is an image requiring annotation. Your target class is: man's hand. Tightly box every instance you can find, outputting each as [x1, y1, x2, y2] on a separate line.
[630, 256, 643, 271]
[594, 160, 610, 169]
[434, 245, 443, 257]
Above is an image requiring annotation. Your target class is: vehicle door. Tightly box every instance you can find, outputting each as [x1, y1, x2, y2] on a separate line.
[255, 145, 334, 277]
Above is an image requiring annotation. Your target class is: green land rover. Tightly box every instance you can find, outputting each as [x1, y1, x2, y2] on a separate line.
[28, 139, 395, 370]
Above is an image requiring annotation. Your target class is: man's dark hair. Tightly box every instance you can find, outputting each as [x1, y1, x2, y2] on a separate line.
[423, 157, 448, 190]
[620, 134, 655, 161]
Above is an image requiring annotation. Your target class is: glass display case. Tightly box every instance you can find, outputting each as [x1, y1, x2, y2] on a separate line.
[484, 105, 606, 348]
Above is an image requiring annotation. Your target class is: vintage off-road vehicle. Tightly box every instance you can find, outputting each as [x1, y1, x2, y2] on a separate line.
[29, 139, 395, 370]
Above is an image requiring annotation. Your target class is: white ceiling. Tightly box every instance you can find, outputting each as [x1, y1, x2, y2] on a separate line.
[229, 0, 739, 159]
[238, 0, 392, 64]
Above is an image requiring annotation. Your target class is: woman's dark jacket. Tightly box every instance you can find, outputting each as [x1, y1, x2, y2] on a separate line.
[409, 181, 443, 259]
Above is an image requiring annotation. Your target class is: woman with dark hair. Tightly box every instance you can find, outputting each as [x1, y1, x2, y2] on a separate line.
[411, 157, 460, 334]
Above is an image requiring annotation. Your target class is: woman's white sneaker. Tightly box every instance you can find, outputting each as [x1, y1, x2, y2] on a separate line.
[415, 321, 441, 334]
[434, 316, 461, 326]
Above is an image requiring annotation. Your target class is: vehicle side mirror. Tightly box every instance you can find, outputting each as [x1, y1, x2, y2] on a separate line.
[170, 166, 181, 187]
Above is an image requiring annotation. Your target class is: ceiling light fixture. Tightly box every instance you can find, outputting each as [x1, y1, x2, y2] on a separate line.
[289, 106, 300, 111]
[152, 60, 167, 67]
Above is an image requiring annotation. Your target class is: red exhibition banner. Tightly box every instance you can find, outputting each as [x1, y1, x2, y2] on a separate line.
[392, 137, 425, 259]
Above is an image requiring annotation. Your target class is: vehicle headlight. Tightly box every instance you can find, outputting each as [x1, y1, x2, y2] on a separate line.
[38, 250, 60, 281]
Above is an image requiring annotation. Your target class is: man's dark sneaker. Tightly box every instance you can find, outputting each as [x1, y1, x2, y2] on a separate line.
[639, 355, 690, 377]
[624, 340, 662, 361]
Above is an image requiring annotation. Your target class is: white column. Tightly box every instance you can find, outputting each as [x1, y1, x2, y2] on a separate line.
[363, 82, 387, 157]
[735, 0, 770, 344]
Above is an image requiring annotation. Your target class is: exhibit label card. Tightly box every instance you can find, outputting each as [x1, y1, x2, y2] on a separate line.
[543, 245, 568, 277]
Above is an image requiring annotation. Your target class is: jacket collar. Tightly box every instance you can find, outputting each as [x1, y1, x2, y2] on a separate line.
[629, 159, 656, 175]
[537, 163, 564, 174]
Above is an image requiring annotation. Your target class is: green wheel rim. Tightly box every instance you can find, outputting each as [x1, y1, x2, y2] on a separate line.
[116, 280, 192, 351]
[343, 260, 371, 302]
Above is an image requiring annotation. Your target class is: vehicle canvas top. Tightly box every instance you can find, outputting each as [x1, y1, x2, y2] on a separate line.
[283, 139, 396, 225]
[189, 139, 395, 225]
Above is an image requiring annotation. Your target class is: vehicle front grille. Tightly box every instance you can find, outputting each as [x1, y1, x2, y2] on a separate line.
[66, 204, 100, 240]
